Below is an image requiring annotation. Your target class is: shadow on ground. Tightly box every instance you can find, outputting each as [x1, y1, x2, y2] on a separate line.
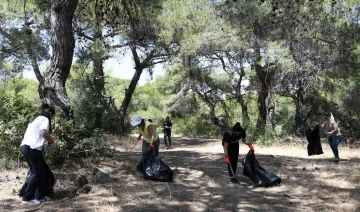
[1, 137, 359, 212]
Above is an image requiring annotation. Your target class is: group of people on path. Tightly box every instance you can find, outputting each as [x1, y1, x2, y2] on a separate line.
[18, 106, 342, 206]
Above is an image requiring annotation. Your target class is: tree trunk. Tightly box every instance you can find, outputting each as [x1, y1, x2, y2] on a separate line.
[39, 0, 78, 118]
[253, 20, 275, 132]
[254, 48, 267, 131]
[293, 80, 305, 136]
[235, 67, 250, 128]
[117, 46, 149, 134]
[118, 67, 144, 134]
[265, 91, 275, 129]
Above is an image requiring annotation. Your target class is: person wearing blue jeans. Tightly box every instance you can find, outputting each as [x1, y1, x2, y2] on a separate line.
[321, 112, 342, 163]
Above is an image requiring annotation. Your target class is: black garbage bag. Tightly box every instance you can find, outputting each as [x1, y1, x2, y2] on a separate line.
[242, 150, 281, 187]
[306, 124, 324, 156]
[142, 148, 173, 182]
[19, 162, 55, 199]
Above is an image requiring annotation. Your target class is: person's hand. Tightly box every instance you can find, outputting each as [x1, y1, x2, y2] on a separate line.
[247, 143, 255, 152]
[149, 141, 154, 149]
[325, 131, 330, 136]
[224, 155, 230, 164]
[137, 134, 142, 141]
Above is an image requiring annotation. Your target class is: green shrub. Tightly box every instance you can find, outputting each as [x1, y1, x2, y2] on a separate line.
[172, 114, 217, 136]
[0, 94, 39, 161]
[44, 118, 113, 167]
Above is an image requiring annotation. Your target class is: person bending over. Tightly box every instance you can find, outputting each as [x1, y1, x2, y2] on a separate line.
[20, 104, 55, 206]
[131, 114, 160, 157]
[222, 122, 254, 183]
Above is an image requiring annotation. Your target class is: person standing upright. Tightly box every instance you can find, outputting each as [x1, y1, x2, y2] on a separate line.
[163, 116, 172, 149]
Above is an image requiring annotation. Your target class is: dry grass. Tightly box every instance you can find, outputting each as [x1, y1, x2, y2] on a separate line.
[0, 136, 359, 212]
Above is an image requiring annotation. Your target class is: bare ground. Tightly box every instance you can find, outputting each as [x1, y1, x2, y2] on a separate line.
[1, 136, 359, 212]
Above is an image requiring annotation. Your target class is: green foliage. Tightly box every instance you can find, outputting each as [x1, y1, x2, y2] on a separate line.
[275, 97, 296, 135]
[44, 119, 113, 167]
[0, 78, 40, 104]
[0, 93, 39, 160]
[172, 115, 217, 136]
[67, 64, 121, 135]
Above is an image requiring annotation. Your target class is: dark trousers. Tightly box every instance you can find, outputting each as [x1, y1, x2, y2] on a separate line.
[329, 135, 342, 159]
[164, 130, 171, 147]
[141, 138, 159, 157]
[20, 145, 45, 201]
[138, 139, 160, 172]
[227, 142, 239, 178]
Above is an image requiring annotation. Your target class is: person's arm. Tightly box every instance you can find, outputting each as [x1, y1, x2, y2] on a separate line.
[223, 142, 229, 155]
[241, 137, 249, 144]
[148, 125, 156, 146]
[40, 129, 54, 144]
[169, 122, 172, 129]
[137, 134, 142, 140]
[321, 122, 326, 131]
[223, 142, 230, 164]
[242, 137, 255, 151]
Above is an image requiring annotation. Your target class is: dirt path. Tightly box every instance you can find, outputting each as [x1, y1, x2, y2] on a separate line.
[1, 136, 359, 212]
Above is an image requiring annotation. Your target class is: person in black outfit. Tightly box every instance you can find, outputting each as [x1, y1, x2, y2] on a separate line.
[19, 104, 56, 206]
[222, 122, 255, 183]
[163, 116, 172, 149]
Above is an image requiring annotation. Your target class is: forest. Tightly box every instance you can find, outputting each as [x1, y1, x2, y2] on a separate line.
[0, 0, 360, 211]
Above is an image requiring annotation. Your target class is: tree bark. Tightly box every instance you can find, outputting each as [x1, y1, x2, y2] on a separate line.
[253, 20, 275, 132]
[117, 46, 154, 134]
[293, 80, 305, 136]
[235, 67, 250, 128]
[38, 0, 78, 118]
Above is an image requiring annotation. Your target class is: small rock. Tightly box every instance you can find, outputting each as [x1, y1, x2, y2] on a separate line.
[112, 192, 116, 196]
[315, 167, 320, 170]
[92, 167, 109, 184]
[303, 167, 306, 170]
[16, 176, 19, 180]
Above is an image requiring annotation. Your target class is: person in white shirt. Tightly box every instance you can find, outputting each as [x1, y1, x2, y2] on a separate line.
[19, 104, 55, 206]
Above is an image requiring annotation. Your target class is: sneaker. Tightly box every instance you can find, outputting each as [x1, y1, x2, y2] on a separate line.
[22, 199, 41, 206]
[230, 178, 239, 184]
[334, 158, 339, 163]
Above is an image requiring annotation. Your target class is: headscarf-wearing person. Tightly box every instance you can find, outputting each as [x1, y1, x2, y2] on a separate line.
[222, 122, 255, 183]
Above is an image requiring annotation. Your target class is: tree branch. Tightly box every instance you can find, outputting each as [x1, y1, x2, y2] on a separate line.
[74, 28, 94, 41]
